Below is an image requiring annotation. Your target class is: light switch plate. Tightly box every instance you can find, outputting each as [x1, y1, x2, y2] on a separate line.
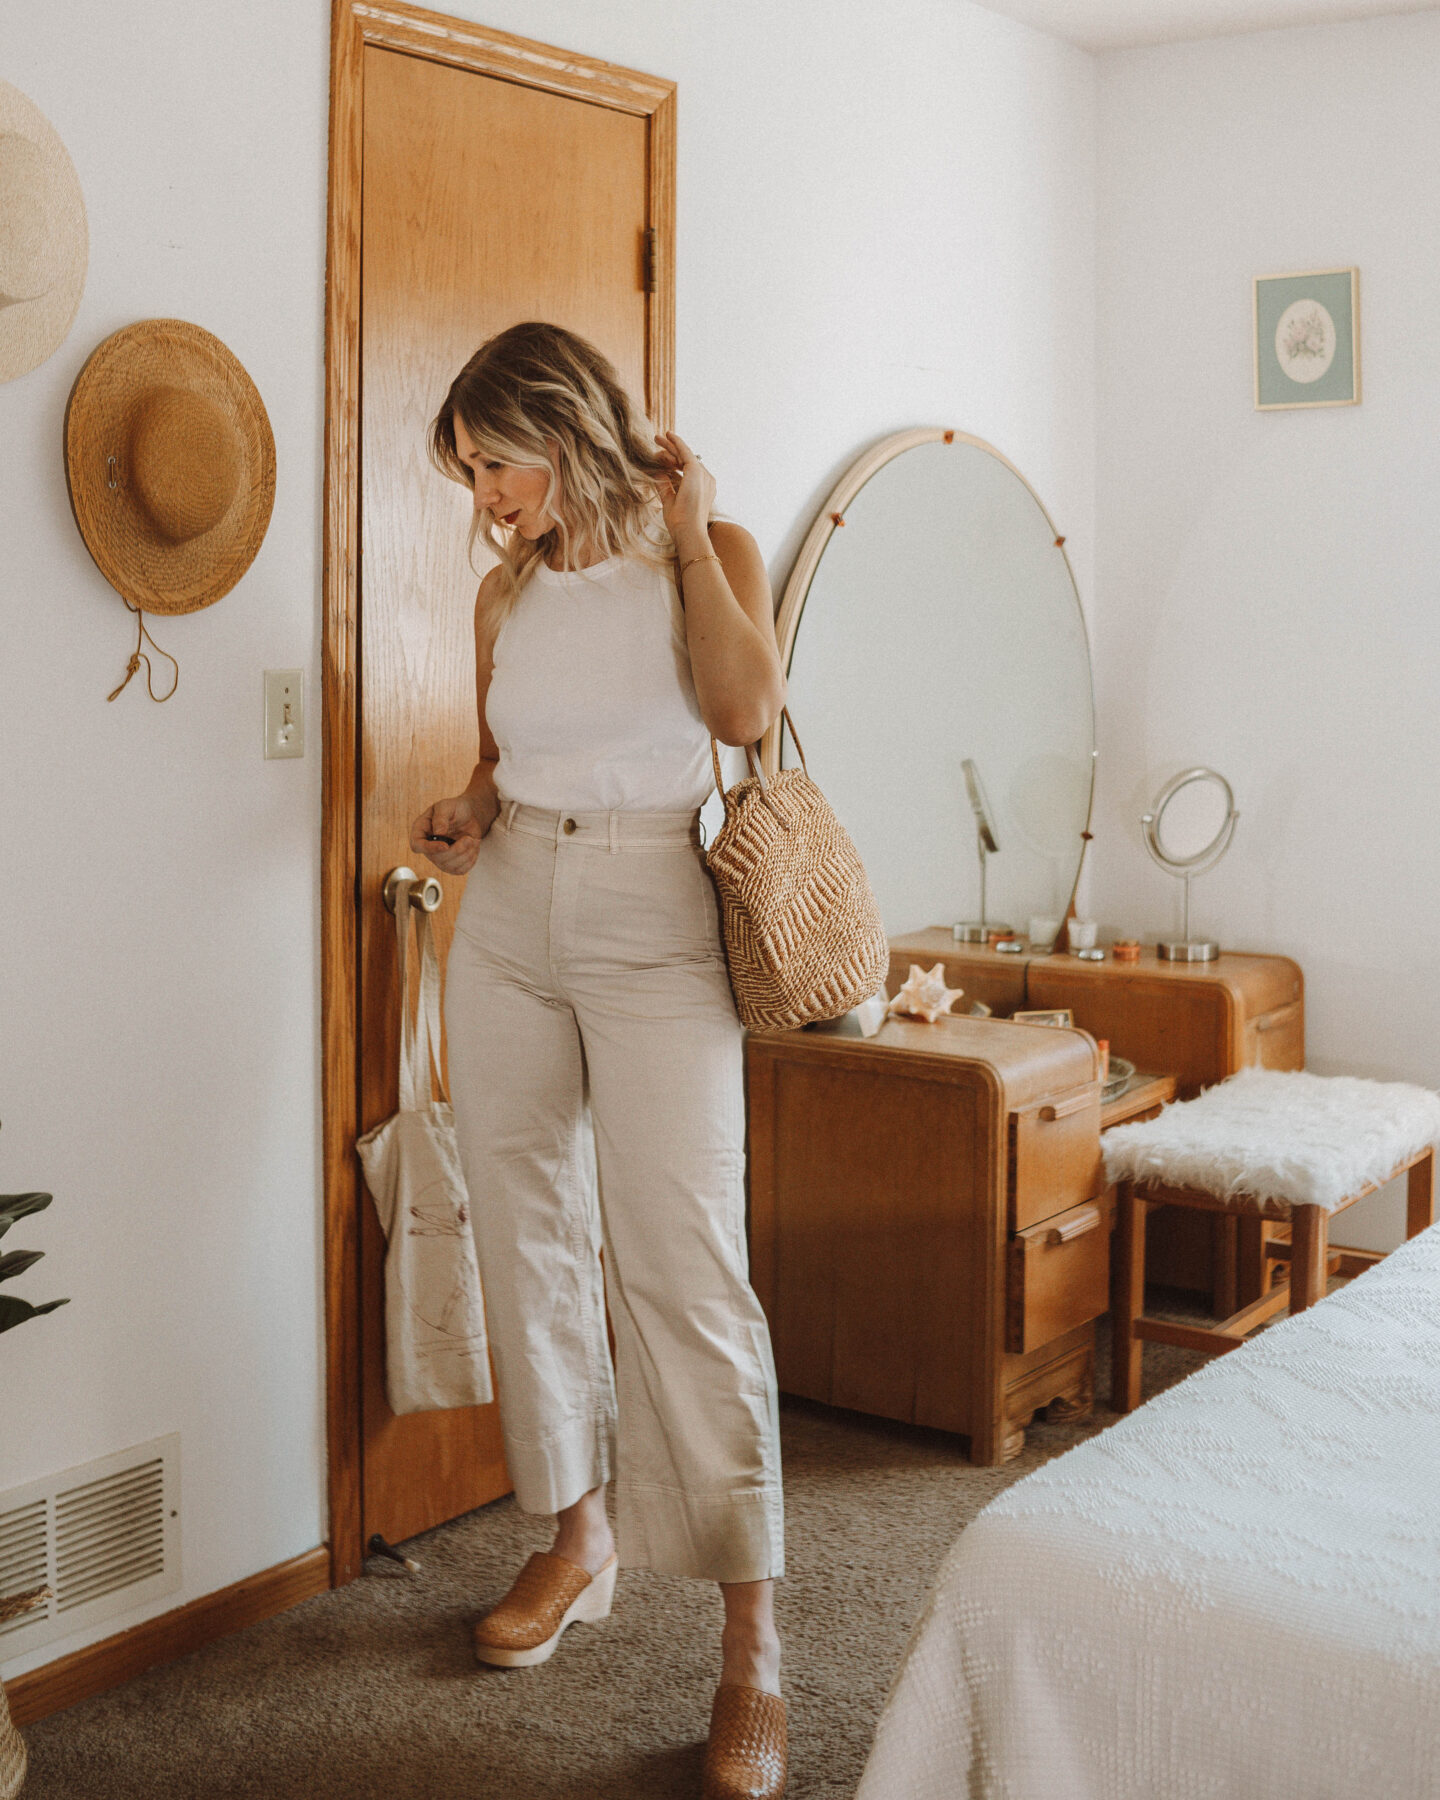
[264, 669, 305, 759]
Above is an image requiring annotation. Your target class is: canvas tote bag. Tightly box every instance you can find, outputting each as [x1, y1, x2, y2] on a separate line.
[357, 883, 493, 1414]
[706, 710, 889, 1032]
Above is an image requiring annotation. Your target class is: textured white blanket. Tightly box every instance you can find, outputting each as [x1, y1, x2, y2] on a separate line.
[1102, 1065, 1440, 1212]
[858, 1224, 1440, 1800]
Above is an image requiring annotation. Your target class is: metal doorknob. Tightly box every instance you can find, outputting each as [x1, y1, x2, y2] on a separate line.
[382, 866, 443, 914]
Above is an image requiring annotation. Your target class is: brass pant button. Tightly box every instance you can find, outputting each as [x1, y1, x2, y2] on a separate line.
[562, 817, 577, 834]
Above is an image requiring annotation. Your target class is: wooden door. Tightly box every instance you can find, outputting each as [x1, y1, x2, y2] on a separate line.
[352, 38, 663, 1550]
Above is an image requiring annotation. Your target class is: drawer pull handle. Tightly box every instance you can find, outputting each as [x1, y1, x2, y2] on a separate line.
[1039, 1092, 1093, 1122]
[1252, 1001, 1302, 1033]
[1045, 1205, 1102, 1245]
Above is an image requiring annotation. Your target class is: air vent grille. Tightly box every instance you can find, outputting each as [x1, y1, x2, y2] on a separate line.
[0, 1436, 180, 1667]
[56, 1459, 166, 1612]
[0, 1502, 47, 1644]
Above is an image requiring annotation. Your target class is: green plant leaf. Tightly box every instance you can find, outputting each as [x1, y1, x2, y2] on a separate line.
[0, 1293, 69, 1334]
[0, 1249, 44, 1284]
[0, 1193, 53, 1240]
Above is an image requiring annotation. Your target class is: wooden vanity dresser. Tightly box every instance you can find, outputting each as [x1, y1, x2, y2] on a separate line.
[747, 1014, 1108, 1464]
[894, 932, 1305, 1307]
[745, 934, 1304, 1463]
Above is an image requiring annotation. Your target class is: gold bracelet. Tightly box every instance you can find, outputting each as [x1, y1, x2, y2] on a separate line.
[679, 550, 722, 579]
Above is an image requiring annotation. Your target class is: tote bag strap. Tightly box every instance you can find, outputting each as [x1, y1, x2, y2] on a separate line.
[391, 886, 448, 1113]
[392, 880, 425, 1114]
[708, 708, 807, 798]
[413, 905, 450, 1106]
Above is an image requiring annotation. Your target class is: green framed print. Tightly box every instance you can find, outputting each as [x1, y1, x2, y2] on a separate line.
[1254, 267, 1360, 410]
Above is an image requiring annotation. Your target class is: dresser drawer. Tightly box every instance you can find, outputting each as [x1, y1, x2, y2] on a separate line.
[1006, 1191, 1113, 1355]
[1009, 1085, 1103, 1232]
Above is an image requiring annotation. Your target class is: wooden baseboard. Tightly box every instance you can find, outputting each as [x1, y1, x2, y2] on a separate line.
[3, 1545, 330, 1728]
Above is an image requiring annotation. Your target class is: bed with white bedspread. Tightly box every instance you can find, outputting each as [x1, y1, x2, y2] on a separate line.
[857, 1223, 1440, 1800]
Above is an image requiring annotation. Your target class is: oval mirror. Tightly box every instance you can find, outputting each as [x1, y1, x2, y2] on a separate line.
[1143, 768, 1237, 872]
[767, 429, 1095, 940]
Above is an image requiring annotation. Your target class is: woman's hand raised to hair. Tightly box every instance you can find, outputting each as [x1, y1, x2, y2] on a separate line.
[656, 430, 717, 558]
[408, 793, 489, 876]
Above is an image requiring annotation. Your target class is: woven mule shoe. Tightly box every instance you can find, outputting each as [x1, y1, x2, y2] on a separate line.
[701, 1684, 788, 1799]
[472, 1551, 617, 1668]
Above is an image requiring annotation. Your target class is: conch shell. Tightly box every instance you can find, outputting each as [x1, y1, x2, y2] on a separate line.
[887, 962, 964, 1024]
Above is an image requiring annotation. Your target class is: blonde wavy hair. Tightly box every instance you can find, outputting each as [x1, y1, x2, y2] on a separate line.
[430, 321, 675, 618]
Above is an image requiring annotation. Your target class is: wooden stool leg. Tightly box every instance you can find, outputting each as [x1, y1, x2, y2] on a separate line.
[1289, 1205, 1328, 1313]
[1214, 1214, 1239, 1318]
[1111, 1182, 1146, 1413]
[1407, 1150, 1435, 1240]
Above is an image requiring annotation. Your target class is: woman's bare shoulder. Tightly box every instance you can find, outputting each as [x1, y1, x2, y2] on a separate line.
[476, 564, 508, 605]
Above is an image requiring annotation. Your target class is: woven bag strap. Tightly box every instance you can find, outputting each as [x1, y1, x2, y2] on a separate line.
[708, 708, 807, 800]
[780, 708, 807, 772]
[710, 737, 769, 795]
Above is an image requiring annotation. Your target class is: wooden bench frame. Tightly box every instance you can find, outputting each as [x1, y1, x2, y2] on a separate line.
[1112, 1147, 1435, 1412]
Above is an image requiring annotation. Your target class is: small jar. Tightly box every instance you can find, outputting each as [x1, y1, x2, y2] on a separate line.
[1113, 939, 1142, 964]
[1028, 915, 1060, 952]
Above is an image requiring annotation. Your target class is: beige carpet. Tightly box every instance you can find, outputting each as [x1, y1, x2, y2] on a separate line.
[21, 1341, 1205, 1799]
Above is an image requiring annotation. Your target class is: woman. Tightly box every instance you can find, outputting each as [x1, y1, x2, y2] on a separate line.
[410, 321, 789, 1800]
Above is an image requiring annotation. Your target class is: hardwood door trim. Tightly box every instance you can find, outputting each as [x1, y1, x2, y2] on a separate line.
[322, 0, 676, 1588]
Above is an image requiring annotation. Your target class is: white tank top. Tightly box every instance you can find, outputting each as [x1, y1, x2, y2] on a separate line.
[487, 553, 714, 812]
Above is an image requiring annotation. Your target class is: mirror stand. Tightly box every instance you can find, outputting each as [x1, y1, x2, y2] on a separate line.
[954, 828, 1013, 944]
[1162, 868, 1215, 963]
[1142, 767, 1239, 963]
[954, 756, 1012, 944]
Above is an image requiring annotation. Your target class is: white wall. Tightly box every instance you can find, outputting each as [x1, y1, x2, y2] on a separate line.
[0, 0, 1095, 1673]
[1091, 11, 1440, 1248]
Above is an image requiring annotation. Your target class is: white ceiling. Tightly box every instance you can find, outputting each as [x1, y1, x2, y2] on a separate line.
[973, 0, 1439, 51]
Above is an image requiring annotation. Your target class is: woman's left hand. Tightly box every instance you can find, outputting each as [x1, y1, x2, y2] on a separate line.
[656, 430, 716, 551]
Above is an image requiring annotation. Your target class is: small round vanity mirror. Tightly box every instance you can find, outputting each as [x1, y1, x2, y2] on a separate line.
[768, 428, 1095, 943]
[1141, 768, 1238, 961]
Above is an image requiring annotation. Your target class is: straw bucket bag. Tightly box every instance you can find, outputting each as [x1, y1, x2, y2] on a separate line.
[0, 1586, 47, 1799]
[706, 712, 888, 1032]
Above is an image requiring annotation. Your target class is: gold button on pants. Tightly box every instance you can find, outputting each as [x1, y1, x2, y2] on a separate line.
[444, 803, 785, 1584]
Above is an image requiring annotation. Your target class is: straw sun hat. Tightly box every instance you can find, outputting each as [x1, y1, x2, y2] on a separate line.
[65, 318, 276, 618]
[0, 78, 88, 385]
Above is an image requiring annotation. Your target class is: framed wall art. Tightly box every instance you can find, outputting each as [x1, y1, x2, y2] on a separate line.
[1254, 267, 1360, 410]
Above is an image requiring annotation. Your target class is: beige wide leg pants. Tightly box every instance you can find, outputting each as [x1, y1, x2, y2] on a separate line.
[444, 801, 784, 1583]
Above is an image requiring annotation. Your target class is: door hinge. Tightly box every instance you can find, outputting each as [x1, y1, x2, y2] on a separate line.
[641, 227, 657, 295]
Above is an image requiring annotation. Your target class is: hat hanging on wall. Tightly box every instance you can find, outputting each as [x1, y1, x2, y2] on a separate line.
[0, 79, 88, 385]
[64, 319, 276, 701]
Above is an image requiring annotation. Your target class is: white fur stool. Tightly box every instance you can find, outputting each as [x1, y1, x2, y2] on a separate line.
[1104, 1066, 1440, 1412]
